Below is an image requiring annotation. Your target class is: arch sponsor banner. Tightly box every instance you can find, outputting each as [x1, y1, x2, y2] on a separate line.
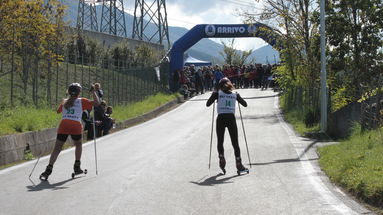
[204, 24, 259, 38]
[169, 23, 280, 91]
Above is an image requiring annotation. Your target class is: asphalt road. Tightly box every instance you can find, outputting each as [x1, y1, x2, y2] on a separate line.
[0, 89, 373, 215]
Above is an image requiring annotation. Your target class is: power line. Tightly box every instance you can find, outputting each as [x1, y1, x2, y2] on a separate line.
[218, 0, 264, 10]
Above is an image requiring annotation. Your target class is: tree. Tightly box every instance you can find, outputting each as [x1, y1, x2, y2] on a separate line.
[0, 0, 66, 106]
[241, 0, 321, 112]
[326, 0, 383, 102]
[219, 39, 253, 66]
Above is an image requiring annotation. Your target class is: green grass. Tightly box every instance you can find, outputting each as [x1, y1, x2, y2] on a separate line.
[282, 108, 320, 135]
[0, 106, 61, 136]
[318, 126, 383, 209]
[112, 92, 179, 122]
[0, 92, 178, 136]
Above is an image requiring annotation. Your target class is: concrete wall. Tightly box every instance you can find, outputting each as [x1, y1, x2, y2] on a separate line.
[0, 128, 57, 166]
[328, 102, 361, 139]
[328, 97, 382, 139]
[0, 97, 183, 166]
[65, 27, 164, 52]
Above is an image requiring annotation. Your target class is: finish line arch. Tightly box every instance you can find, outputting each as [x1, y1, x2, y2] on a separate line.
[169, 23, 281, 91]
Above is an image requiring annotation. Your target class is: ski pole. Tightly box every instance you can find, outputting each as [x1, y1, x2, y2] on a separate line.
[238, 102, 252, 168]
[28, 151, 42, 178]
[208, 102, 215, 170]
[92, 107, 98, 175]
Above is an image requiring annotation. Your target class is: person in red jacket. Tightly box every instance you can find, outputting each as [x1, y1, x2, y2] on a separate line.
[40, 83, 100, 181]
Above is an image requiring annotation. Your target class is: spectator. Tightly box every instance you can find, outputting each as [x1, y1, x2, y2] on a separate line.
[94, 83, 104, 100]
[103, 106, 115, 135]
[213, 66, 224, 90]
[94, 101, 114, 137]
[82, 109, 94, 140]
[173, 69, 180, 90]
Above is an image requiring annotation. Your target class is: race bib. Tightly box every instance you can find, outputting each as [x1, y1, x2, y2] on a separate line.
[62, 98, 83, 122]
[217, 90, 236, 114]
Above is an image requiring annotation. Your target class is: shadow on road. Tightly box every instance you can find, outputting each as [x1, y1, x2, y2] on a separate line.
[250, 157, 318, 166]
[190, 173, 239, 186]
[242, 94, 278, 100]
[27, 178, 73, 192]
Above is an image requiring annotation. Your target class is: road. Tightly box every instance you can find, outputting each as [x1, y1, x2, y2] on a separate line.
[0, 89, 373, 215]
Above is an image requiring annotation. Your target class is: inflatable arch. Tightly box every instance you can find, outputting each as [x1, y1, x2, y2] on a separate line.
[169, 23, 281, 91]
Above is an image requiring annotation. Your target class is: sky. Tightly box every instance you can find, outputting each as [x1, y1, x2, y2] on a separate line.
[124, 0, 269, 51]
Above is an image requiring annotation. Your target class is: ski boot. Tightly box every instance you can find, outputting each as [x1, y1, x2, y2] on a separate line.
[39, 164, 53, 181]
[236, 157, 249, 176]
[71, 160, 87, 178]
[219, 154, 226, 175]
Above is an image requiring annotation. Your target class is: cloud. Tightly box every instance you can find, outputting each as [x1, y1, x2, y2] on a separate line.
[166, 0, 220, 15]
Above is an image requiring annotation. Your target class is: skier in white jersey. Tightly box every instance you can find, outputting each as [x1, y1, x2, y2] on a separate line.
[206, 77, 248, 174]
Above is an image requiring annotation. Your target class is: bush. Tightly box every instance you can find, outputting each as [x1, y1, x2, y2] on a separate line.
[304, 107, 320, 128]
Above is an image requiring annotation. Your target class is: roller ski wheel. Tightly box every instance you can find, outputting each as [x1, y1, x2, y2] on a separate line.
[71, 169, 87, 179]
[236, 158, 249, 176]
[237, 168, 249, 176]
[39, 172, 50, 181]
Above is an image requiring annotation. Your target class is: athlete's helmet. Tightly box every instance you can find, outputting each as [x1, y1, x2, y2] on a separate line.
[68, 83, 82, 96]
[219, 77, 230, 84]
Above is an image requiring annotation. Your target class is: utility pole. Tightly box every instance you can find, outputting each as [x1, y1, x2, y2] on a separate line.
[77, 0, 99, 32]
[100, 0, 127, 37]
[132, 0, 170, 47]
[320, 0, 327, 132]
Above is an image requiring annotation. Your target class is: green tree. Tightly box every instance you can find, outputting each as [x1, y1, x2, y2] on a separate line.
[220, 39, 253, 66]
[241, 0, 322, 126]
[326, 0, 383, 102]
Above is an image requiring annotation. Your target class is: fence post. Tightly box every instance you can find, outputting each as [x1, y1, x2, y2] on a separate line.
[81, 53, 84, 97]
[88, 55, 91, 89]
[10, 25, 15, 106]
[56, 53, 59, 105]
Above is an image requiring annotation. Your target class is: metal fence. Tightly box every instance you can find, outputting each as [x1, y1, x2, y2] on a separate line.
[0, 51, 169, 108]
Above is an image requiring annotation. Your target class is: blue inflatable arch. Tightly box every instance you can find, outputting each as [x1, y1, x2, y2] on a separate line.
[169, 23, 280, 91]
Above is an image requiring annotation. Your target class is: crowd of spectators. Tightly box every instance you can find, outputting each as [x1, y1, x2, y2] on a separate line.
[82, 83, 115, 140]
[174, 63, 278, 99]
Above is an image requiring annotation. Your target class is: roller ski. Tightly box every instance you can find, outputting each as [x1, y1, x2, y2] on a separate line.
[236, 157, 249, 176]
[39, 164, 53, 181]
[219, 154, 226, 175]
[71, 160, 87, 179]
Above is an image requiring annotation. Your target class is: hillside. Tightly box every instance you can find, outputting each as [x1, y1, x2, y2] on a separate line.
[62, 0, 279, 64]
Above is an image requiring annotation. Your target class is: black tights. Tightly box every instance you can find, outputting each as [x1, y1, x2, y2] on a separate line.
[216, 114, 241, 158]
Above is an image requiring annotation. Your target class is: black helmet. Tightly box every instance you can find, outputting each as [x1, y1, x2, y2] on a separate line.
[219, 77, 230, 84]
[68, 83, 82, 96]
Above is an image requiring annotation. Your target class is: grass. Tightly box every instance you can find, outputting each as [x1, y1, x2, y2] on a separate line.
[279, 94, 383, 211]
[0, 92, 178, 136]
[282, 108, 320, 135]
[0, 106, 61, 136]
[279, 94, 320, 135]
[318, 126, 383, 210]
[112, 92, 178, 122]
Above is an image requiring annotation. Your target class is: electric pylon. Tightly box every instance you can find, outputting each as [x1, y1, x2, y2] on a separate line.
[100, 0, 127, 37]
[132, 0, 170, 47]
[77, 0, 99, 31]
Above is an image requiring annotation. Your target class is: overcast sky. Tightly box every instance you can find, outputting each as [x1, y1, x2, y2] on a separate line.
[124, 0, 268, 51]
